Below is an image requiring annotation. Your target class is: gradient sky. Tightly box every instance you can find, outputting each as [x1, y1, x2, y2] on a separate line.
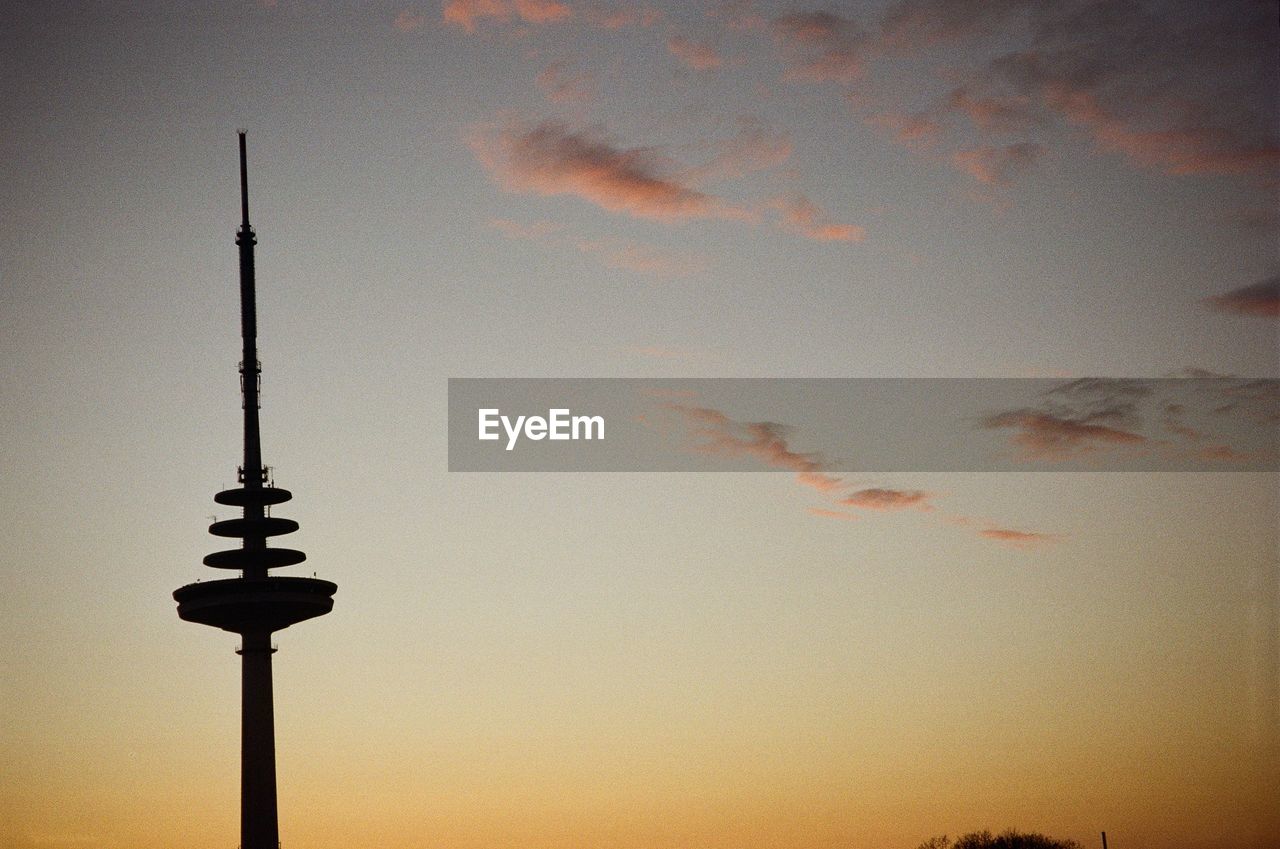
[2, 2, 1278, 848]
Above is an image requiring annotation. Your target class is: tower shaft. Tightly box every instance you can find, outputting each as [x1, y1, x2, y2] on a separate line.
[241, 631, 279, 849]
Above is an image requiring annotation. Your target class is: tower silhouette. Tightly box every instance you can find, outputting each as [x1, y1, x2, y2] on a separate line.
[174, 132, 336, 849]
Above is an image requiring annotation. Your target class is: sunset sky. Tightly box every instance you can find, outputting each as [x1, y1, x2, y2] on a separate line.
[2, 2, 1278, 848]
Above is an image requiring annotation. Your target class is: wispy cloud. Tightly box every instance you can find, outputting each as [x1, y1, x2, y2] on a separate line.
[979, 527, 1060, 549]
[665, 404, 843, 491]
[665, 404, 844, 491]
[587, 4, 661, 30]
[682, 118, 792, 185]
[664, 403, 1057, 548]
[1044, 84, 1280, 177]
[1204, 276, 1280, 318]
[868, 111, 943, 149]
[767, 193, 864, 242]
[471, 119, 862, 244]
[879, 0, 1029, 50]
[668, 36, 723, 71]
[952, 142, 1043, 185]
[443, 0, 571, 32]
[837, 487, 933, 511]
[946, 87, 1040, 133]
[469, 119, 747, 222]
[772, 10, 867, 83]
[983, 378, 1154, 462]
[983, 409, 1146, 462]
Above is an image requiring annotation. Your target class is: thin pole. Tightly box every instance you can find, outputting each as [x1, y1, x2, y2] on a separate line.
[235, 132, 267, 575]
[1101, 831, 1108, 849]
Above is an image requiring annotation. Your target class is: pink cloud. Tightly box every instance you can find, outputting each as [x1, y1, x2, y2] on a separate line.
[1046, 85, 1280, 177]
[952, 142, 1043, 185]
[666, 404, 843, 491]
[1198, 444, 1252, 463]
[682, 119, 793, 184]
[515, 0, 571, 23]
[947, 87, 1039, 133]
[589, 5, 661, 29]
[443, 0, 570, 32]
[1204, 277, 1280, 318]
[469, 120, 749, 222]
[772, 11, 867, 82]
[768, 193, 865, 242]
[393, 8, 426, 31]
[983, 409, 1147, 462]
[979, 527, 1060, 549]
[868, 111, 942, 149]
[668, 36, 723, 71]
[838, 487, 933, 511]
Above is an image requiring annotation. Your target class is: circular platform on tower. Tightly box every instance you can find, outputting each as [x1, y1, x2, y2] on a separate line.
[203, 547, 307, 570]
[214, 485, 293, 506]
[173, 576, 336, 634]
[209, 516, 299, 538]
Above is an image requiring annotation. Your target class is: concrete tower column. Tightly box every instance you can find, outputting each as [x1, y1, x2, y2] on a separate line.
[240, 630, 279, 849]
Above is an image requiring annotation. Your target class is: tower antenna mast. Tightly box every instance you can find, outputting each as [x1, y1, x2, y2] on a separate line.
[174, 131, 337, 849]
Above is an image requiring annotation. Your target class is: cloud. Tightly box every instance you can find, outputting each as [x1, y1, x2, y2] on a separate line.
[663, 402, 1060, 548]
[768, 193, 865, 242]
[837, 487, 933, 511]
[536, 61, 595, 103]
[985, 2, 1280, 179]
[772, 11, 867, 82]
[868, 111, 943, 149]
[469, 119, 748, 221]
[1198, 444, 1253, 463]
[947, 87, 1040, 133]
[858, 2, 1280, 181]
[682, 118, 793, 184]
[1204, 276, 1280, 318]
[983, 409, 1146, 461]
[952, 142, 1043, 185]
[443, 0, 570, 32]
[880, 0, 1032, 50]
[1044, 84, 1280, 177]
[393, 8, 426, 31]
[979, 527, 1060, 549]
[588, 5, 661, 29]
[665, 404, 843, 491]
[668, 36, 723, 71]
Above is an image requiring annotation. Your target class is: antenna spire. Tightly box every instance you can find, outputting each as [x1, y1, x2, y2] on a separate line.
[239, 130, 250, 227]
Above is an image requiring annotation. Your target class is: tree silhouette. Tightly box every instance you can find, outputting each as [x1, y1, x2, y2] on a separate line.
[916, 829, 1084, 849]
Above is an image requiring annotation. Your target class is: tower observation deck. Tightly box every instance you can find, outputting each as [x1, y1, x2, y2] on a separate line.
[174, 132, 336, 849]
